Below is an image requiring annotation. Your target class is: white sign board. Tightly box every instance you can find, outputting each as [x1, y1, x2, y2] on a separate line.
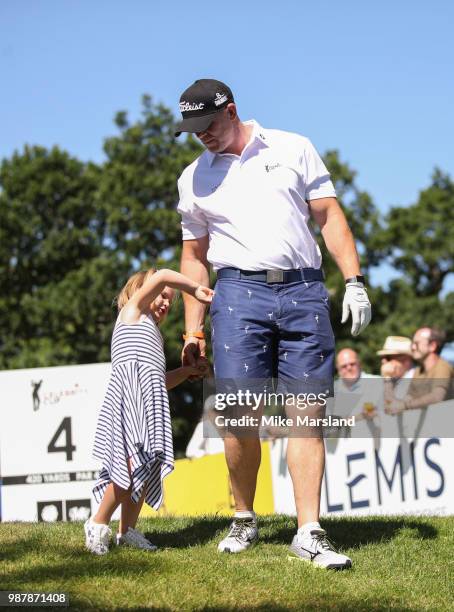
[270, 401, 454, 517]
[0, 363, 111, 522]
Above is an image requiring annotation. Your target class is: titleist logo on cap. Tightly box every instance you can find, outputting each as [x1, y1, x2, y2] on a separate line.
[179, 101, 205, 112]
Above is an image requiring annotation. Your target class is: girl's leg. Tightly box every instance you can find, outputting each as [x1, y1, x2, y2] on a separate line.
[93, 482, 130, 525]
[119, 488, 146, 535]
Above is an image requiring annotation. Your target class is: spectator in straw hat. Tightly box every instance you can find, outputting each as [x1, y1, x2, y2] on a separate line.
[386, 328, 453, 414]
[379, 336, 415, 390]
[377, 336, 415, 413]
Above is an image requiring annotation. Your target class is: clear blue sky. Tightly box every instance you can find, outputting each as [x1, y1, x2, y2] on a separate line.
[1, 0, 453, 212]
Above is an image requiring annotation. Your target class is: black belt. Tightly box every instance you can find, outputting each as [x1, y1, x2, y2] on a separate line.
[216, 267, 324, 284]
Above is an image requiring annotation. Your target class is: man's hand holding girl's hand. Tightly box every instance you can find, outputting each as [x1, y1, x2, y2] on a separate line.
[194, 356, 211, 376]
[184, 357, 211, 381]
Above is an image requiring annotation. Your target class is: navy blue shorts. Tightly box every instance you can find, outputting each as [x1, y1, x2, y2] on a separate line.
[210, 276, 335, 396]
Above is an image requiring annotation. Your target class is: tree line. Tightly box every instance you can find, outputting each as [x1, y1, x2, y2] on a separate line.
[1, 95, 453, 454]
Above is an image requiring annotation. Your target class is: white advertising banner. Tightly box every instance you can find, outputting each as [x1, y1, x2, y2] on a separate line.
[1, 363, 453, 521]
[0, 363, 112, 522]
[270, 401, 454, 517]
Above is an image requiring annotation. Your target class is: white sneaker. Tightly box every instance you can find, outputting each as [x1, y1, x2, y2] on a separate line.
[288, 528, 352, 570]
[218, 518, 258, 553]
[116, 527, 157, 551]
[84, 518, 112, 555]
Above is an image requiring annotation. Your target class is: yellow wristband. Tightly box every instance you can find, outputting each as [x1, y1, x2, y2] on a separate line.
[183, 330, 205, 340]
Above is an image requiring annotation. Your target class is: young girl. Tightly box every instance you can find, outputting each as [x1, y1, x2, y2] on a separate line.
[84, 268, 212, 554]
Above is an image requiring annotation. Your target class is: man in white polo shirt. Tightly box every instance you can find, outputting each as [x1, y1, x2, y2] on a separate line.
[175, 79, 371, 570]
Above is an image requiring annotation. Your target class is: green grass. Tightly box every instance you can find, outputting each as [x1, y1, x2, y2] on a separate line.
[1, 515, 453, 611]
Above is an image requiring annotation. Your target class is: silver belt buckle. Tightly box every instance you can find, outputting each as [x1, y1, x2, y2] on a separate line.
[266, 270, 284, 283]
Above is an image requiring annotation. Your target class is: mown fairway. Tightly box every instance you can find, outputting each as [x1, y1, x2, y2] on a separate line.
[1, 515, 453, 611]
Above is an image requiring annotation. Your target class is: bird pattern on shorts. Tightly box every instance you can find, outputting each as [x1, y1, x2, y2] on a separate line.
[210, 279, 333, 387]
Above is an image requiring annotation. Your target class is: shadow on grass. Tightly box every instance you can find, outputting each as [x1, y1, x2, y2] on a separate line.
[3, 556, 166, 586]
[142, 515, 232, 548]
[1, 517, 234, 587]
[0, 535, 39, 563]
[1, 532, 168, 587]
[141, 514, 438, 550]
[261, 515, 438, 549]
[0, 514, 440, 564]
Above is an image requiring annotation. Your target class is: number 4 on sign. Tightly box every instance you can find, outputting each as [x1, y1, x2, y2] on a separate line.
[47, 417, 77, 461]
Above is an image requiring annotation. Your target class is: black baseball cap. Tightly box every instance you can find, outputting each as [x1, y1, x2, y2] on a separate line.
[175, 79, 234, 137]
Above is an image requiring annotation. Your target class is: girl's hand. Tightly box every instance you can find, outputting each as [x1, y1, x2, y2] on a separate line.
[195, 356, 211, 376]
[195, 285, 214, 304]
[184, 364, 209, 379]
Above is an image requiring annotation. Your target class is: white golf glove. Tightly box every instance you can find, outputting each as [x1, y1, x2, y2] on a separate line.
[341, 282, 372, 336]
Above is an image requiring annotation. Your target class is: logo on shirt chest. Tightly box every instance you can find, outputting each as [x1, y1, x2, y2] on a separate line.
[265, 162, 282, 173]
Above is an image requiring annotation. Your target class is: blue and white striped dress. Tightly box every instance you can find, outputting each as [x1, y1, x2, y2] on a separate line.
[92, 313, 174, 510]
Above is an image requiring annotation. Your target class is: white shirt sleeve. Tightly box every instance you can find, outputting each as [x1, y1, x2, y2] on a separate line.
[300, 138, 337, 201]
[177, 177, 209, 240]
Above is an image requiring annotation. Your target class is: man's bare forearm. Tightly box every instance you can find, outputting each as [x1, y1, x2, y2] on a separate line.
[180, 256, 210, 331]
[321, 209, 361, 278]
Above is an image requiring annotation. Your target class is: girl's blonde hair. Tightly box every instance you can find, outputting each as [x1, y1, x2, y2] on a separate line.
[116, 268, 157, 310]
